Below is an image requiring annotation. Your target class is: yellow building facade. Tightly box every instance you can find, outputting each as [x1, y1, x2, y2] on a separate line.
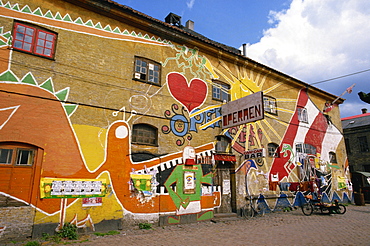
[0, 0, 350, 241]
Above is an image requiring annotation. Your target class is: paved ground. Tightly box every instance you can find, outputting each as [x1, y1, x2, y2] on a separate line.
[5, 204, 370, 246]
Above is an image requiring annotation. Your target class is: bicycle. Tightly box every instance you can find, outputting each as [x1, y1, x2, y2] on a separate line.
[300, 202, 314, 216]
[300, 195, 346, 216]
[241, 196, 266, 218]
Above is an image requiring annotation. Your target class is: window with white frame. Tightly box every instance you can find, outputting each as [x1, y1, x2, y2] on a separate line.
[268, 143, 280, 158]
[263, 96, 277, 115]
[298, 107, 308, 123]
[212, 81, 230, 102]
[0, 144, 36, 166]
[215, 135, 231, 153]
[329, 152, 337, 163]
[12, 22, 57, 59]
[134, 57, 161, 85]
[296, 143, 316, 155]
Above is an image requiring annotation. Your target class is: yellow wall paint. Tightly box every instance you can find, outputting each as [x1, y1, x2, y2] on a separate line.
[72, 124, 107, 171]
[34, 173, 123, 225]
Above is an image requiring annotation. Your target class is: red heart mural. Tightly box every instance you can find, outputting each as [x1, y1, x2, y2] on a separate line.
[167, 72, 208, 113]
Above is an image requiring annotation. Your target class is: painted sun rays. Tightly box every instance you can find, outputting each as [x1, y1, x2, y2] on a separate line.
[205, 60, 297, 153]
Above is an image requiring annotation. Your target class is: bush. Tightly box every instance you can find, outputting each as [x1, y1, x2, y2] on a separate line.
[138, 223, 152, 230]
[24, 241, 40, 246]
[57, 222, 78, 240]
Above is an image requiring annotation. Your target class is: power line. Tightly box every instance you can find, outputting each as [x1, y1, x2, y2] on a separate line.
[0, 89, 167, 120]
[260, 67, 370, 98]
[310, 68, 370, 85]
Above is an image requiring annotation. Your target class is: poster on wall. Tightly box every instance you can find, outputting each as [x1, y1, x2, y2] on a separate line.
[184, 171, 195, 194]
[223, 179, 230, 195]
[130, 174, 153, 196]
[337, 176, 347, 189]
[82, 197, 103, 207]
[40, 178, 107, 199]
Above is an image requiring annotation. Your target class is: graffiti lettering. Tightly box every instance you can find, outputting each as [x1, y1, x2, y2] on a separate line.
[162, 104, 221, 145]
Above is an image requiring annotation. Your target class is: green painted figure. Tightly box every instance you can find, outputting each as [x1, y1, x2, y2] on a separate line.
[164, 145, 213, 223]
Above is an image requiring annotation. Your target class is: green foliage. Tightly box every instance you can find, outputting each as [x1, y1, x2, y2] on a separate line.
[41, 232, 50, 240]
[41, 232, 61, 243]
[93, 230, 120, 237]
[57, 223, 78, 240]
[138, 222, 152, 230]
[24, 241, 40, 246]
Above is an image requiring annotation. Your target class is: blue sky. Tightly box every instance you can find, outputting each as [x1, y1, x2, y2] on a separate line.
[116, 0, 370, 118]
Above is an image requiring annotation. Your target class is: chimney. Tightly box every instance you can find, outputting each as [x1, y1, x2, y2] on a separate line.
[165, 13, 181, 27]
[242, 43, 247, 57]
[186, 20, 194, 30]
[361, 108, 367, 114]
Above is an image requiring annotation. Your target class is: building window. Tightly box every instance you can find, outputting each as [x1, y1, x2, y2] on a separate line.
[296, 143, 316, 155]
[298, 107, 308, 123]
[264, 96, 277, 115]
[12, 22, 57, 59]
[132, 124, 158, 146]
[329, 152, 337, 163]
[268, 143, 280, 158]
[0, 144, 36, 166]
[134, 57, 161, 85]
[358, 136, 369, 152]
[212, 81, 230, 102]
[215, 135, 231, 153]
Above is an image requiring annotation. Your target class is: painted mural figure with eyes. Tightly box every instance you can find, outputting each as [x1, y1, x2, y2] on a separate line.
[164, 145, 213, 224]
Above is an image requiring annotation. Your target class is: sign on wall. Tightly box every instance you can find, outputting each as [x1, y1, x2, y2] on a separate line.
[244, 148, 266, 159]
[222, 179, 230, 195]
[82, 197, 103, 207]
[40, 178, 107, 199]
[184, 171, 196, 194]
[221, 91, 264, 129]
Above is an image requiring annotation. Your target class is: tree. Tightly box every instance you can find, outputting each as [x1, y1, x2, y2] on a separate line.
[358, 92, 370, 104]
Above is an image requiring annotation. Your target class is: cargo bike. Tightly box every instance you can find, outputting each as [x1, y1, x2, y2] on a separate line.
[301, 195, 346, 216]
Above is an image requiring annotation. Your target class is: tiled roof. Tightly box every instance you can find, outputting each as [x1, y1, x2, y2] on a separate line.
[342, 113, 370, 129]
[104, 0, 240, 54]
[97, 0, 342, 101]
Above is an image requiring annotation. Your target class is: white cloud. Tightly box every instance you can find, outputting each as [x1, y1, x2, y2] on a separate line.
[339, 101, 368, 118]
[247, 0, 370, 84]
[187, 0, 195, 9]
[246, 0, 370, 117]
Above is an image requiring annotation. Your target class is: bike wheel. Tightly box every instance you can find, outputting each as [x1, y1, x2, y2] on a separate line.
[256, 203, 265, 217]
[242, 204, 255, 218]
[336, 204, 346, 214]
[301, 203, 313, 216]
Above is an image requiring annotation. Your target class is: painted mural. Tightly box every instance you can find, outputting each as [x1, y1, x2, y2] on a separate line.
[0, 0, 351, 239]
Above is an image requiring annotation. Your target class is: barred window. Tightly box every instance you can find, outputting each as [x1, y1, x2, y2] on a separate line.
[132, 124, 158, 146]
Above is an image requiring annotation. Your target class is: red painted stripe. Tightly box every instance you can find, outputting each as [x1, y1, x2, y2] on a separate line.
[304, 112, 328, 154]
[269, 89, 309, 180]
